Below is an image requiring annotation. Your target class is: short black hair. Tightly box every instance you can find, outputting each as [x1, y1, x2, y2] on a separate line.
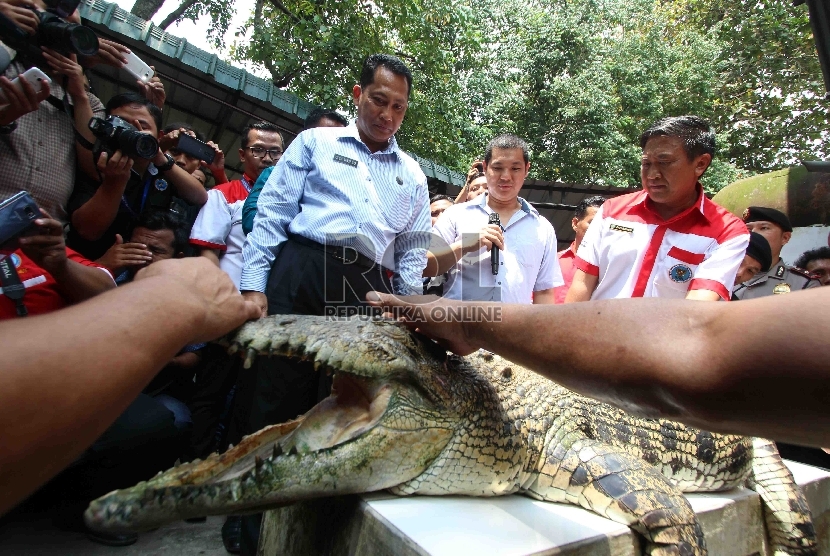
[574, 195, 606, 220]
[304, 108, 349, 130]
[639, 115, 715, 161]
[795, 246, 830, 270]
[105, 92, 163, 132]
[163, 122, 205, 142]
[134, 209, 189, 254]
[240, 121, 282, 149]
[360, 54, 413, 97]
[430, 194, 454, 204]
[484, 134, 530, 164]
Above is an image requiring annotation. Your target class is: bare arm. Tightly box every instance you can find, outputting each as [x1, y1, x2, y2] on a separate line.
[367, 289, 830, 447]
[685, 289, 721, 301]
[564, 269, 598, 302]
[71, 152, 132, 241]
[0, 258, 260, 516]
[532, 288, 556, 304]
[155, 155, 208, 206]
[200, 248, 221, 266]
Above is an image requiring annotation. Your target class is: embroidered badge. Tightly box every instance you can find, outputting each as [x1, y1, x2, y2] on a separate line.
[609, 224, 634, 233]
[773, 283, 791, 294]
[742, 208, 750, 221]
[10, 253, 21, 268]
[669, 264, 693, 283]
[333, 154, 358, 168]
[155, 178, 168, 192]
[775, 265, 785, 278]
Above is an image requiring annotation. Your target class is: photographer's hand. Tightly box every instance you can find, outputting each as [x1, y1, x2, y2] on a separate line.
[0, 0, 39, 35]
[41, 48, 87, 99]
[206, 141, 227, 184]
[98, 150, 134, 188]
[95, 234, 153, 274]
[158, 127, 195, 154]
[18, 211, 66, 275]
[0, 74, 50, 125]
[138, 67, 165, 109]
[80, 38, 129, 69]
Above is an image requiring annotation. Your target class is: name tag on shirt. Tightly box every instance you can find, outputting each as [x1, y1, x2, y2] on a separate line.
[333, 154, 358, 168]
[610, 224, 634, 234]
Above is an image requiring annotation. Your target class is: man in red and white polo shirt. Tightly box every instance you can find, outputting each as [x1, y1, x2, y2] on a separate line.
[0, 211, 115, 319]
[566, 116, 748, 302]
[189, 121, 283, 289]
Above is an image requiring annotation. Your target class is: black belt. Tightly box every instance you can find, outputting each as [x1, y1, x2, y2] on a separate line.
[287, 233, 391, 273]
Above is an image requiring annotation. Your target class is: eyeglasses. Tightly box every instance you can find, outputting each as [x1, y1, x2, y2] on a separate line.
[246, 146, 283, 159]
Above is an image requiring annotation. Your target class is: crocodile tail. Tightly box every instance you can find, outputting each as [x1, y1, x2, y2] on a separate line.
[746, 438, 818, 556]
[525, 438, 706, 556]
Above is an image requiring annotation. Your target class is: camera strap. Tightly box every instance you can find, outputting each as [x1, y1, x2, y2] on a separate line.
[0, 254, 27, 317]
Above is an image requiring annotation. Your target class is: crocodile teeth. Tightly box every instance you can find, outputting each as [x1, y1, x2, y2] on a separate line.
[244, 348, 258, 369]
[273, 444, 283, 458]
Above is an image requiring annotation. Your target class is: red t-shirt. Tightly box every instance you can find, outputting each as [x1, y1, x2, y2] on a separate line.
[0, 248, 112, 319]
[553, 243, 577, 304]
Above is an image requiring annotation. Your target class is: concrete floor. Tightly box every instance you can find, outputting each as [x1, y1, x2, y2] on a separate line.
[0, 515, 230, 556]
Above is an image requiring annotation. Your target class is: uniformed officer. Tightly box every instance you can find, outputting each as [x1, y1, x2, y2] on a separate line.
[732, 206, 820, 299]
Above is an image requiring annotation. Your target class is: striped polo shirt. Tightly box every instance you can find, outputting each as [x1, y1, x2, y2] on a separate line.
[574, 187, 748, 301]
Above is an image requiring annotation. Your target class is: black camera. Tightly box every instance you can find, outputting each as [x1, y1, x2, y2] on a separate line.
[0, 1, 98, 64]
[89, 116, 159, 161]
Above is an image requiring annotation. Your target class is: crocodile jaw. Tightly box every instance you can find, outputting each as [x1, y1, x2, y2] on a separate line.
[85, 370, 453, 532]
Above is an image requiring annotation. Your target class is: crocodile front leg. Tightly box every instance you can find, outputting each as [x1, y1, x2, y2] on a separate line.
[747, 439, 817, 556]
[524, 437, 706, 556]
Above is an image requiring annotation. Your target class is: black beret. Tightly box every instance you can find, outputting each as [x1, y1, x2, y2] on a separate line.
[745, 232, 773, 272]
[742, 206, 793, 232]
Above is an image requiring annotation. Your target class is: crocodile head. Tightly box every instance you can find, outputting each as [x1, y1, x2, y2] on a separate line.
[85, 315, 469, 532]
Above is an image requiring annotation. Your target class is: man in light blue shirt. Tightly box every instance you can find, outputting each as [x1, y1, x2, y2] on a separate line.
[427, 134, 563, 303]
[241, 55, 430, 314]
[232, 54, 430, 554]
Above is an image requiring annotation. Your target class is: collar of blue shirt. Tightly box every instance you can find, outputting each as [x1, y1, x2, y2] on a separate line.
[336, 122, 403, 161]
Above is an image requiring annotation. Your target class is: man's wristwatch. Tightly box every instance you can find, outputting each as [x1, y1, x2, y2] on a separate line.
[156, 153, 176, 173]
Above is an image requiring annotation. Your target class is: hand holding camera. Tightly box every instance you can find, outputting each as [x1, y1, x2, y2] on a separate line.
[18, 209, 68, 275]
[206, 140, 225, 174]
[96, 150, 134, 188]
[0, 0, 39, 35]
[0, 69, 50, 125]
[40, 47, 85, 97]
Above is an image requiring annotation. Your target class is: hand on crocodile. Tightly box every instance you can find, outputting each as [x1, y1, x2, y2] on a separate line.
[134, 258, 261, 342]
[366, 291, 482, 355]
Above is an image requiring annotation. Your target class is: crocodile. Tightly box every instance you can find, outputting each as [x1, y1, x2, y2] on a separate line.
[85, 315, 817, 555]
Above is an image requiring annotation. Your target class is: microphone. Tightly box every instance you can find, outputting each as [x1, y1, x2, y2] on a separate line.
[488, 212, 500, 275]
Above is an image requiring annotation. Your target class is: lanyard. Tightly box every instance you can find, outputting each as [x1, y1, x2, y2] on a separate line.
[0, 255, 27, 317]
[241, 175, 252, 193]
[120, 174, 153, 218]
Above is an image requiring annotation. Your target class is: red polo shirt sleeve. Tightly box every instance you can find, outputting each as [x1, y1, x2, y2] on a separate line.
[688, 219, 749, 300]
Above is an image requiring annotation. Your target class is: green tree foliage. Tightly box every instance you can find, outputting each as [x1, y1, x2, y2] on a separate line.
[232, 0, 486, 169]
[665, 0, 828, 173]
[227, 0, 826, 193]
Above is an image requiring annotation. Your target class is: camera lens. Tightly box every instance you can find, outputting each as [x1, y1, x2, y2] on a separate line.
[38, 14, 99, 56]
[67, 26, 99, 56]
[118, 130, 158, 160]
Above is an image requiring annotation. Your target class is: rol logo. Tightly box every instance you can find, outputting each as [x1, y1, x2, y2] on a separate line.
[669, 264, 693, 283]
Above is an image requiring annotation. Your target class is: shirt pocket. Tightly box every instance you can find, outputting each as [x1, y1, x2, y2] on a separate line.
[653, 246, 706, 296]
[384, 184, 415, 232]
